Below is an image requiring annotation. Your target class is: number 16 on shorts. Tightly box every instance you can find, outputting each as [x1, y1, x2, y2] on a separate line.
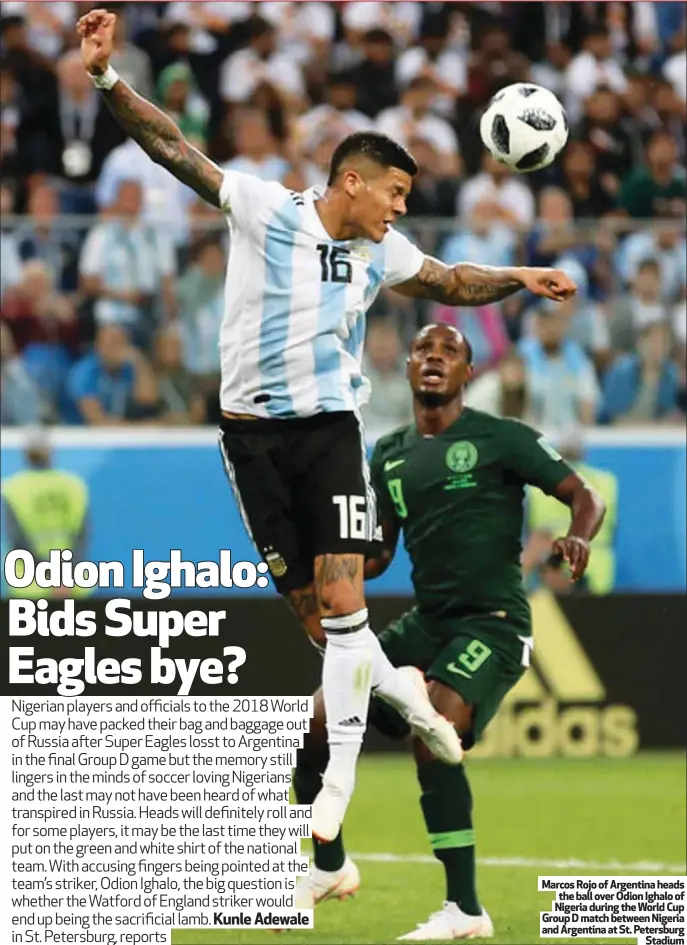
[333, 495, 367, 540]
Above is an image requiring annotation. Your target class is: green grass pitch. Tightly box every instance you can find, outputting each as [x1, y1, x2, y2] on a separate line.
[173, 752, 685, 945]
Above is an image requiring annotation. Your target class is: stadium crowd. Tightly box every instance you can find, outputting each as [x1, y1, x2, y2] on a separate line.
[0, 0, 685, 437]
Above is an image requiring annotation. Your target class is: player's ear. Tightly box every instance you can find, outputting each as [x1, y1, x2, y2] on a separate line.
[342, 168, 363, 199]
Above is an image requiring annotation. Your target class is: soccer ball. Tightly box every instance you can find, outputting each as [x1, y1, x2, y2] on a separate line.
[479, 83, 569, 173]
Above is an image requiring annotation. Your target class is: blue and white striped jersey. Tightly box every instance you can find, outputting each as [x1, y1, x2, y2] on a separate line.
[218, 170, 425, 418]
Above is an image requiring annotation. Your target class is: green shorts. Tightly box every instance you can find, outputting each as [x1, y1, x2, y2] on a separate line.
[370, 608, 528, 750]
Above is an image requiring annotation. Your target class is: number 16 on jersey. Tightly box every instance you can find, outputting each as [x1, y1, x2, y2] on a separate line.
[333, 495, 367, 540]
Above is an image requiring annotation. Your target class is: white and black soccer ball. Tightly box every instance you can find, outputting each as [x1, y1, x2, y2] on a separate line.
[479, 83, 569, 173]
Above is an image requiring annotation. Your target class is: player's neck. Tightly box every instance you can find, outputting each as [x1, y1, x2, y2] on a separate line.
[413, 399, 466, 436]
[314, 192, 359, 241]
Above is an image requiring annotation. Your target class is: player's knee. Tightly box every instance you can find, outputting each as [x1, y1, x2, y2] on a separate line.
[427, 680, 474, 735]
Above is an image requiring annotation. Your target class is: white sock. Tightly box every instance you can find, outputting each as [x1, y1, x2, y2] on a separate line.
[369, 635, 437, 728]
[320, 608, 375, 799]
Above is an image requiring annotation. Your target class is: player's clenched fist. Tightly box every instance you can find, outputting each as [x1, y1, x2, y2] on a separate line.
[76, 9, 115, 76]
[519, 268, 578, 302]
[552, 535, 590, 582]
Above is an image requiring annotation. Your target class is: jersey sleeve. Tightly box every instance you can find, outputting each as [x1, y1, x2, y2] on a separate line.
[382, 227, 425, 287]
[502, 420, 575, 494]
[218, 169, 289, 231]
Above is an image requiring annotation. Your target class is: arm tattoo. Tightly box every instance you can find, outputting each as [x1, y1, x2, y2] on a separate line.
[397, 257, 524, 306]
[315, 554, 361, 590]
[101, 80, 223, 208]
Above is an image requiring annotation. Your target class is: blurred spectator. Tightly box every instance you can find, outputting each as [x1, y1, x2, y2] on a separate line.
[577, 87, 635, 195]
[259, 2, 335, 70]
[223, 108, 290, 183]
[518, 307, 600, 430]
[162, 1, 253, 56]
[44, 49, 126, 212]
[458, 153, 535, 228]
[543, 260, 611, 370]
[599, 321, 682, 425]
[298, 131, 338, 192]
[465, 347, 530, 422]
[530, 41, 573, 100]
[96, 137, 197, 247]
[16, 181, 81, 293]
[442, 199, 516, 271]
[377, 76, 461, 178]
[663, 35, 686, 103]
[297, 71, 372, 154]
[403, 135, 457, 220]
[565, 26, 628, 124]
[557, 140, 618, 218]
[617, 221, 687, 303]
[360, 318, 412, 441]
[605, 1, 658, 70]
[219, 15, 305, 111]
[1, 2, 73, 60]
[0, 59, 21, 177]
[652, 78, 686, 164]
[395, 12, 467, 118]
[610, 258, 674, 351]
[79, 180, 177, 347]
[619, 130, 687, 219]
[176, 234, 224, 423]
[0, 184, 22, 298]
[525, 187, 616, 302]
[156, 61, 210, 151]
[0, 321, 44, 426]
[342, 2, 421, 51]
[466, 25, 530, 110]
[1, 259, 78, 354]
[107, 2, 154, 100]
[64, 323, 159, 425]
[151, 327, 207, 425]
[350, 29, 398, 118]
[524, 432, 618, 594]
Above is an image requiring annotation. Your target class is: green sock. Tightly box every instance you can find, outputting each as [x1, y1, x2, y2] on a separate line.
[418, 760, 481, 916]
[293, 751, 346, 873]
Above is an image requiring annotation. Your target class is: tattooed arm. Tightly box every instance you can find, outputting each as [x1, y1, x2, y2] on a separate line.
[77, 9, 223, 208]
[393, 257, 578, 306]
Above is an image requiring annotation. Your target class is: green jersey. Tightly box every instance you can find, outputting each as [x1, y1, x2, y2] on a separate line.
[370, 408, 574, 633]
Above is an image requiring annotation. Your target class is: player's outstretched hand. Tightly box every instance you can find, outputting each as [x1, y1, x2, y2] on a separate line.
[552, 536, 589, 582]
[519, 268, 578, 302]
[76, 8, 115, 76]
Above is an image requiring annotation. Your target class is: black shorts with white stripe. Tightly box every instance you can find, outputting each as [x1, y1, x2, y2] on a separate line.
[218, 411, 378, 594]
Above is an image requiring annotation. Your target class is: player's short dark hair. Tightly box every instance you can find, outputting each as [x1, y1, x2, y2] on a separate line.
[328, 132, 418, 186]
[412, 325, 474, 365]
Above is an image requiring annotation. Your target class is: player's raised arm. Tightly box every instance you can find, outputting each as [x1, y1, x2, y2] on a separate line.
[392, 258, 578, 307]
[77, 9, 223, 208]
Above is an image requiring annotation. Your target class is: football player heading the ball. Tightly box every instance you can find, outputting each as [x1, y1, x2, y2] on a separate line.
[481, 83, 570, 173]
